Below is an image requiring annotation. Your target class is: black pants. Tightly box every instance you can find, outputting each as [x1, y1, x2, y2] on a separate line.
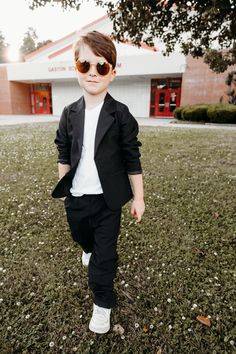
[64, 194, 121, 309]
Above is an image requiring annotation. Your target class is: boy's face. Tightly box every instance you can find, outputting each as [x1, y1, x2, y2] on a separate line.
[75, 44, 116, 97]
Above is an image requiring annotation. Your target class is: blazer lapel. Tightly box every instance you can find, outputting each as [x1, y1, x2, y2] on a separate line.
[94, 93, 116, 157]
[70, 96, 85, 164]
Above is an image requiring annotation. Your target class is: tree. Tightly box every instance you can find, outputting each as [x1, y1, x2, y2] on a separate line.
[28, 0, 236, 73]
[225, 71, 236, 104]
[0, 31, 9, 63]
[36, 39, 52, 50]
[19, 27, 38, 60]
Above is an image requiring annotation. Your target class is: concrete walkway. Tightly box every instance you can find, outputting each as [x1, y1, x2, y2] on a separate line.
[0, 114, 236, 130]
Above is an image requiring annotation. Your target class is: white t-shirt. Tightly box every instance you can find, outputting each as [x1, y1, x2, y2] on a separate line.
[70, 101, 104, 196]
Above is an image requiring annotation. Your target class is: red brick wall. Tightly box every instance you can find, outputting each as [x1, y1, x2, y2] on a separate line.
[181, 55, 236, 106]
[0, 65, 12, 114]
[0, 65, 31, 114]
[10, 82, 31, 114]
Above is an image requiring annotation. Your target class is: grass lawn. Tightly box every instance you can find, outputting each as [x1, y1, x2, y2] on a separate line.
[0, 123, 235, 354]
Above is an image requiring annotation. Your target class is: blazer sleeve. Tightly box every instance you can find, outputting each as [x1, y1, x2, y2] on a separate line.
[54, 107, 71, 165]
[119, 105, 142, 175]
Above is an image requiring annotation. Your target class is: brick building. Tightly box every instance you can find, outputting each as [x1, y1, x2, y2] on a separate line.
[0, 15, 233, 117]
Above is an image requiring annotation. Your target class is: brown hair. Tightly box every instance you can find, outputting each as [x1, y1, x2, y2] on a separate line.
[73, 31, 117, 69]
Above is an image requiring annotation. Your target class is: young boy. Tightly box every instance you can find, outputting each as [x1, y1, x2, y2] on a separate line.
[52, 31, 145, 334]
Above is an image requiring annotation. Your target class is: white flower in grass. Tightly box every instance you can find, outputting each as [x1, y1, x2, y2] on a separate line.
[191, 304, 197, 310]
[49, 341, 54, 347]
[16, 302, 21, 306]
[167, 298, 171, 303]
[121, 335, 125, 339]
[182, 316, 186, 320]
[125, 283, 129, 287]
[79, 314, 83, 318]
[135, 323, 139, 328]
[230, 340, 235, 346]
[62, 335, 66, 340]
[90, 340, 94, 345]
[154, 307, 158, 312]
[188, 328, 192, 332]
[0, 298, 3, 303]
[168, 325, 172, 330]
[25, 314, 30, 319]
[150, 324, 154, 329]
[7, 326, 12, 330]
[121, 280, 125, 285]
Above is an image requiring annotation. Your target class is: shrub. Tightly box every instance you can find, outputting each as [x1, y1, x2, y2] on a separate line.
[182, 104, 209, 122]
[207, 104, 236, 123]
[173, 107, 183, 120]
[175, 104, 236, 123]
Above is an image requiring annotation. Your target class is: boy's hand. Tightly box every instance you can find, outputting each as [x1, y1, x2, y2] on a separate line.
[130, 199, 145, 223]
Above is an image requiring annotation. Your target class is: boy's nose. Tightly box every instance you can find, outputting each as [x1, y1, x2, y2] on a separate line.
[88, 64, 97, 76]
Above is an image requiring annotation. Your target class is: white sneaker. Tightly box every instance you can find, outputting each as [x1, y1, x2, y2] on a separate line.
[81, 251, 92, 266]
[89, 303, 111, 334]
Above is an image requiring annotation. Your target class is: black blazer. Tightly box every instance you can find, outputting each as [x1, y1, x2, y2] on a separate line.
[51, 93, 142, 210]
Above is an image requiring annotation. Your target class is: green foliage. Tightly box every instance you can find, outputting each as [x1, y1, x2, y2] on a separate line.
[182, 105, 209, 122]
[0, 31, 9, 63]
[19, 27, 38, 61]
[19, 27, 52, 61]
[175, 103, 236, 123]
[207, 104, 236, 123]
[36, 39, 52, 50]
[225, 70, 236, 104]
[0, 123, 236, 353]
[28, 0, 236, 72]
[173, 107, 183, 120]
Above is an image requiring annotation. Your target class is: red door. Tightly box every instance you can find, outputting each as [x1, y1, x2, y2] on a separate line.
[150, 78, 182, 117]
[34, 92, 51, 114]
[31, 84, 52, 114]
[155, 89, 181, 116]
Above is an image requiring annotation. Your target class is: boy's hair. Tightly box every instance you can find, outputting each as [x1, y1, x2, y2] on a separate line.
[73, 31, 117, 69]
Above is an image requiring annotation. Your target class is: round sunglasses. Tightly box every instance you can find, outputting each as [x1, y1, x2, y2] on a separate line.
[75, 59, 112, 76]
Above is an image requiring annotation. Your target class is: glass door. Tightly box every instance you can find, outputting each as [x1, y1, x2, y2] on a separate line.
[150, 78, 182, 117]
[31, 84, 52, 114]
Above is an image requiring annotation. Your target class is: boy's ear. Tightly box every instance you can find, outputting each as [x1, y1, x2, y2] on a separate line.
[110, 69, 116, 82]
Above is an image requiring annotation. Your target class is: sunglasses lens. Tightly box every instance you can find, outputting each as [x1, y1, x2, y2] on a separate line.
[96, 62, 111, 76]
[76, 60, 90, 73]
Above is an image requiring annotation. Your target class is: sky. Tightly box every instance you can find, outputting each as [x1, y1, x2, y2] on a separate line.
[0, 0, 108, 60]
